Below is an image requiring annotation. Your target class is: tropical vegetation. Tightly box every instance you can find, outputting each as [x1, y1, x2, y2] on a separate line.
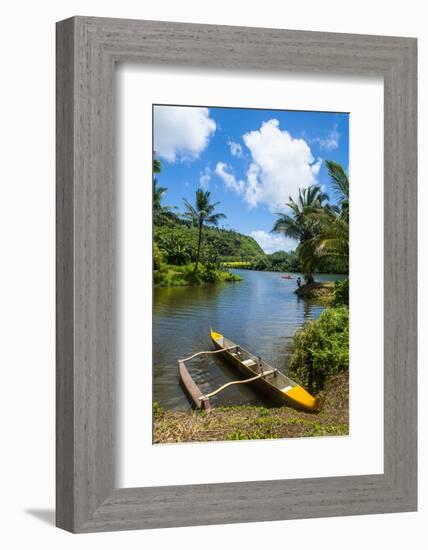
[153, 157, 263, 286]
[288, 306, 349, 393]
[152, 113, 350, 442]
[272, 160, 349, 283]
[153, 156, 350, 286]
[182, 189, 226, 271]
[278, 162, 350, 397]
[272, 185, 329, 283]
[223, 250, 347, 274]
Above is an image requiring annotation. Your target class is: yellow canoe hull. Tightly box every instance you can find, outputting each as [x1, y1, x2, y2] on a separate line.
[210, 329, 320, 412]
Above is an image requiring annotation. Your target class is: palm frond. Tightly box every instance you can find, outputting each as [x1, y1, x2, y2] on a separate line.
[325, 160, 349, 202]
[272, 214, 301, 241]
[153, 157, 162, 174]
[182, 198, 198, 221]
[272, 174, 349, 279]
[206, 212, 226, 226]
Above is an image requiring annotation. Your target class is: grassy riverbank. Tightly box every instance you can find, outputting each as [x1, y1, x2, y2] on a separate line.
[153, 371, 348, 443]
[295, 279, 349, 306]
[295, 281, 336, 303]
[154, 262, 242, 287]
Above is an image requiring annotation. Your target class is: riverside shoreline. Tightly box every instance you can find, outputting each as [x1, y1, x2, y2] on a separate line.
[153, 372, 348, 444]
[295, 281, 336, 301]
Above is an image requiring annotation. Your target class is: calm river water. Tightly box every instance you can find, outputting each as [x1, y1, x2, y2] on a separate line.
[153, 270, 346, 410]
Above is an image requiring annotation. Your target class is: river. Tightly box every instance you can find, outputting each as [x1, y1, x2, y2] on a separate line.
[153, 270, 346, 410]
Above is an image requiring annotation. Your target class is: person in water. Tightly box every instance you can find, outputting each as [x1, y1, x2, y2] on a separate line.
[296, 276, 301, 288]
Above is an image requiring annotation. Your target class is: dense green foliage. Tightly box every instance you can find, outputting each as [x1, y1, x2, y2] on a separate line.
[153, 157, 264, 286]
[154, 224, 265, 265]
[152, 156, 348, 287]
[314, 255, 348, 275]
[154, 220, 347, 277]
[272, 186, 330, 282]
[182, 189, 226, 270]
[288, 307, 349, 393]
[247, 250, 300, 272]
[224, 250, 347, 274]
[153, 210, 263, 287]
[154, 262, 242, 286]
[332, 278, 349, 306]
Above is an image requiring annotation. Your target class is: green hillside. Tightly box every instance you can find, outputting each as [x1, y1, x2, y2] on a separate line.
[154, 223, 266, 264]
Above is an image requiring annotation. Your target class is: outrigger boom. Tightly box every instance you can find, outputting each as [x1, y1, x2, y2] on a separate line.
[177, 346, 269, 412]
[199, 369, 277, 400]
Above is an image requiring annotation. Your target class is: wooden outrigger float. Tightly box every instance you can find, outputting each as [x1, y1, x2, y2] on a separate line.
[178, 329, 321, 413]
[178, 358, 213, 412]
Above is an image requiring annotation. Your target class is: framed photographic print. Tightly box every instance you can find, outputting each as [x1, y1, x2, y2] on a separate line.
[56, 17, 417, 532]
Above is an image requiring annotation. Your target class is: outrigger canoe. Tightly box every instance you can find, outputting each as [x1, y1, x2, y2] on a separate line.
[177, 330, 321, 412]
[210, 330, 320, 412]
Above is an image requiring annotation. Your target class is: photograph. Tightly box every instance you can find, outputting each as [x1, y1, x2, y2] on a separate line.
[152, 104, 350, 444]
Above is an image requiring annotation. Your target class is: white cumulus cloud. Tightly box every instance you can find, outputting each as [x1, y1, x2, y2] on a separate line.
[215, 162, 245, 194]
[154, 106, 216, 162]
[316, 124, 340, 150]
[242, 119, 322, 210]
[228, 139, 243, 158]
[250, 230, 296, 254]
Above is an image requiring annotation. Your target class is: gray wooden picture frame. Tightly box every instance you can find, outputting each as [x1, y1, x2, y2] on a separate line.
[56, 16, 417, 533]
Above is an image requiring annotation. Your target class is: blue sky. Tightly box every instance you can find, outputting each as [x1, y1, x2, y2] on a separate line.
[153, 105, 349, 253]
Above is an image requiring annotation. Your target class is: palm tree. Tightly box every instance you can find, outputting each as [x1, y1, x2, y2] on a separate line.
[153, 155, 164, 224]
[301, 162, 349, 267]
[272, 185, 329, 283]
[152, 155, 176, 225]
[153, 157, 162, 175]
[183, 189, 226, 271]
[325, 160, 349, 222]
[325, 160, 349, 202]
[153, 180, 169, 224]
[299, 209, 348, 270]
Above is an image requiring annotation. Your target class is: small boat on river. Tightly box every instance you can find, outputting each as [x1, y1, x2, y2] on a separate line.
[177, 330, 321, 412]
[281, 275, 293, 279]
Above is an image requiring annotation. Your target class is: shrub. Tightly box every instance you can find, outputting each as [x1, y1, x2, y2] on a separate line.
[219, 270, 242, 282]
[156, 229, 194, 265]
[153, 242, 163, 270]
[202, 264, 219, 283]
[333, 279, 349, 306]
[288, 307, 349, 392]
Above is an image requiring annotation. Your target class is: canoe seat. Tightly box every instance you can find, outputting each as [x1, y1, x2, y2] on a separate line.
[242, 359, 257, 367]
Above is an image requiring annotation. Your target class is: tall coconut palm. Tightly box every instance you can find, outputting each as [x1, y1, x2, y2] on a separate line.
[272, 185, 329, 283]
[301, 162, 349, 267]
[183, 189, 226, 271]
